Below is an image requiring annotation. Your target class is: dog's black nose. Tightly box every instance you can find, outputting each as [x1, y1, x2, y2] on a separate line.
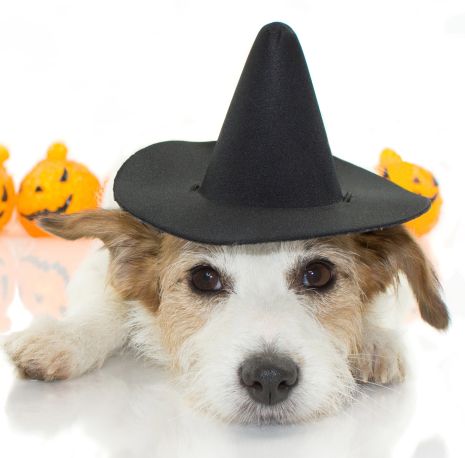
[240, 354, 299, 405]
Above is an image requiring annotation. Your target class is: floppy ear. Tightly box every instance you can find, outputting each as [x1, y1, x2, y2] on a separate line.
[39, 209, 162, 310]
[353, 226, 449, 330]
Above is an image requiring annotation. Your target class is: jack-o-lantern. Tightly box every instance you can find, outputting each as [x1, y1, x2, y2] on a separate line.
[18, 142, 102, 237]
[16, 237, 93, 317]
[0, 239, 16, 332]
[377, 148, 442, 237]
[0, 146, 16, 231]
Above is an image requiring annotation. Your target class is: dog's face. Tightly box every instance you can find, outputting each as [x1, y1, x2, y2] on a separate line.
[40, 210, 449, 424]
[156, 237, 361, 423]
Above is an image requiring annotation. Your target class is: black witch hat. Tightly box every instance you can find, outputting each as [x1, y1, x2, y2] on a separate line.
[114, 22, 429, 244]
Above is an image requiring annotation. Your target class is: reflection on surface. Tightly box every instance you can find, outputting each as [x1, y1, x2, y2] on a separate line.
[15, 238, 92, 318]
[412, 436, 448, 458]
[0, 232, 92, 330]
[3, 353, 416, 458]
[0, 239, 15, 332]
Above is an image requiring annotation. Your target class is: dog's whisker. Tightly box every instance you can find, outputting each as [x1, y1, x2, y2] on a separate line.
[347, 353, 395, 360]
[353, 378, 401, 393]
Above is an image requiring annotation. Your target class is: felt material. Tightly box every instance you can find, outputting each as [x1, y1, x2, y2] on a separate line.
[114, 22, 430, 245]
[200, 22, 341, 208]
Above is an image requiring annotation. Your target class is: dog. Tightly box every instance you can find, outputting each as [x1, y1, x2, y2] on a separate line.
[2, 204, 449, 424]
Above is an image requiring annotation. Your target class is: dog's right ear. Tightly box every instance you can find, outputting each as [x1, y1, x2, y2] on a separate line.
[39, 209, 163, 310]
[353, 226, 449, 330]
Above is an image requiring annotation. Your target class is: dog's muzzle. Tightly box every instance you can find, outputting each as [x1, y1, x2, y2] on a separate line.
[239, 354, 299, 405]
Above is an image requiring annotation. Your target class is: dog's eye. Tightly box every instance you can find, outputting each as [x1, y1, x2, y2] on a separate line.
[191, 266, 223, 292]
[302, 262, 333, 289]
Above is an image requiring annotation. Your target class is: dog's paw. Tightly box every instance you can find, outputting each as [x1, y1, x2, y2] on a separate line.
[351, 329, 406, 385]
[2, 319, 76, 381]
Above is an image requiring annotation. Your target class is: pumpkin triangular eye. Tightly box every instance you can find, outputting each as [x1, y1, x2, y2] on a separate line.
[1, 186, 7, 202]
[60, 168, 68, 182]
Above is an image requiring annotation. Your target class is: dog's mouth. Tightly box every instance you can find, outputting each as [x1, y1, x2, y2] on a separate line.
[20, 195, 73, 221]
[238, 402, 300, 425]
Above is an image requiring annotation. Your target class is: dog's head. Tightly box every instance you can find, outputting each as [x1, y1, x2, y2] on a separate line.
[40, 209, 449, 423]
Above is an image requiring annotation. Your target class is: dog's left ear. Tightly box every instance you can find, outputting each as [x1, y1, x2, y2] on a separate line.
[353, 226, 449, 330]
[39, 209, 163, 310]
[38, 208, 159, 245]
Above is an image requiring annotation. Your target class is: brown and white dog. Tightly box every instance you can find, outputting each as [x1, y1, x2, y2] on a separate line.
[2, 206, 449, 424]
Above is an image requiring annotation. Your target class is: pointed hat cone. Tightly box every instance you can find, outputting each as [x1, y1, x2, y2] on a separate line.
[200, 22, 342, 208]
[114, 22, 430, 244]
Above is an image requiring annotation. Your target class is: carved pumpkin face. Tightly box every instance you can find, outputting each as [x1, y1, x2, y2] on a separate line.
[378, 149, 442, 237]
[0, 239, 16, 332]
[18, 143, 102, 237]
[0, 146, 16, 232]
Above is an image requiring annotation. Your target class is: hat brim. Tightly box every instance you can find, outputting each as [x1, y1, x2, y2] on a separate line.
[114, 141, 430, 245]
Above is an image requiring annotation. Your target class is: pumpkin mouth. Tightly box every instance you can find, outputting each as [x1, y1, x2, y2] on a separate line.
[429, 193, 438, 204]
[20, 194, 73, 221]
[0, 211, 3, 218]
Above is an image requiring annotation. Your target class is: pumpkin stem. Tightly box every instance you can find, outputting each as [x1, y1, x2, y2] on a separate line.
[380, 148, 402, 167]
[0, 145, 9, 166]
[47, 142, 68, 160]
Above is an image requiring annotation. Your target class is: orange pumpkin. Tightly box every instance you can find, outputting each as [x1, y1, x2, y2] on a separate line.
[0, 146, 16, 231]
[377, 149, 442, 237]
[17, 142, 102, 237]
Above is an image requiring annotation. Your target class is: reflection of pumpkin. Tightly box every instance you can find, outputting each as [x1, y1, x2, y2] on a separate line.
[377, 149, 442, 237]
[0, 239, 16, 332]
[16, 237, 93, 317]
[18, 142, 102, 237]
[0, 146, 16, 232]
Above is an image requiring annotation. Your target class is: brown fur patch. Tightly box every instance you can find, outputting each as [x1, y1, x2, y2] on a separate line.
[350, 226, 449, 329]
[5, 335, 72, 382]
[39, 209, 163, 311]
[155, 238, 229, 364]
[294, 237, 365, 356]
[287, 228, 449, 371]
[18, 350, 71, 381]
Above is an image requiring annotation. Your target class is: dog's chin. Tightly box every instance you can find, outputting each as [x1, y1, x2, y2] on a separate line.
[238, 390, 355, 425]
[184, 385, 355, 425]
[195, 399, 349, 425]
[231, 400, 317, 425]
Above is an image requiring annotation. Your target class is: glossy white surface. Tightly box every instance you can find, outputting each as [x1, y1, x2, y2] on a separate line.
[1, 0, 465, 456]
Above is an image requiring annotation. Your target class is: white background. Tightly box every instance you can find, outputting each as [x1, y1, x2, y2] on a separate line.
[1, 1, 465, 457]
[1, 0, 464, 181]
